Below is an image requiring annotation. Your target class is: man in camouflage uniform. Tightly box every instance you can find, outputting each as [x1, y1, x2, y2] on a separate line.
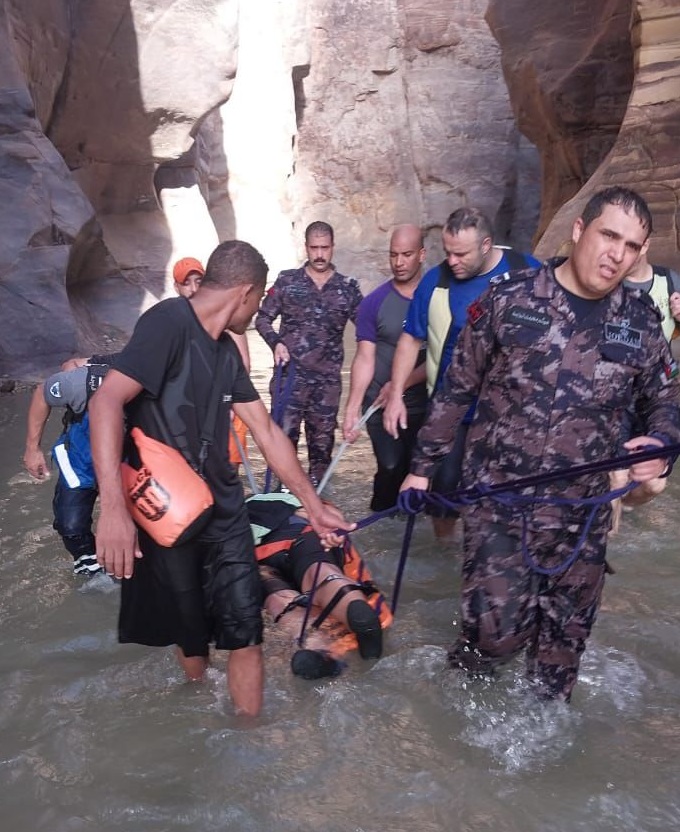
[402, 187, 680, 701]
[255, 221, 363, 485]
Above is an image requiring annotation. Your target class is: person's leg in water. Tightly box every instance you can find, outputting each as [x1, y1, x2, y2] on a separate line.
[298, 560, 383, 661]
[448, 519, 537, 677]
[206, 529, 265, 716]
[52, 475, 102, 576]
[365, 406, 424, 512]
[427, 425, 469, 542]
[263, 585, 343, 680]
[175, 649, 209, 681]
[304, 375, 342, 487]
[175, 645, 263, 716]
[524, 529, 607, 702]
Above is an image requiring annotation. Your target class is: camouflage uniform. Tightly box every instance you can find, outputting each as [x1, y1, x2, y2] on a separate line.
[255, 264, 362, 483]
[411, 258, 680, 700]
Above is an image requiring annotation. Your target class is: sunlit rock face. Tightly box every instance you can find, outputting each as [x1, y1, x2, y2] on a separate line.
[203, 0, 539, 283]
[486, 0, 635, 242]
[277, 0, 539, 280]
[488, 0, 680, 267]
[2, 0, 539, 379]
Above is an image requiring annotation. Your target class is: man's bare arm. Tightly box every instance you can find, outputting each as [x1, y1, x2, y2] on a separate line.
[234, 398, 355, 543]
[89, 370, 144, 579]
[23, 385, 51, 480]
[342, 340, 376, 442]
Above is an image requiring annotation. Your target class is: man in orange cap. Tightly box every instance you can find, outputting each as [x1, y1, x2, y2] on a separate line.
[173, 257, 205, 298]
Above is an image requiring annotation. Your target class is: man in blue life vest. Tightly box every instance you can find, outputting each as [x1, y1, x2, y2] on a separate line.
[383, 207, 540, 538]
[23, 357, 114, 576]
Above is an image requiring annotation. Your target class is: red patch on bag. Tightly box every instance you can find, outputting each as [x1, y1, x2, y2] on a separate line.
[467, 300, 486, 326]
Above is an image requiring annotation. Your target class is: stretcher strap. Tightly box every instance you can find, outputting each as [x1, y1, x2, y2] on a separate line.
[273, 593, 309, 624]
[311, 579, 366, 630]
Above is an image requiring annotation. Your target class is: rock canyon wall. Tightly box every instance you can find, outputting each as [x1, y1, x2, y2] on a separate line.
[487, 0, 680, 264]
[1, 0, 678, 380]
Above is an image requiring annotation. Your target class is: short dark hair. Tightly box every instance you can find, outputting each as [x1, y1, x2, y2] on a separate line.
[202, 240, 268, 289]
[581, 186, 653, 236]
[444, 207, 494, 242]
[305, 221, 334, 244]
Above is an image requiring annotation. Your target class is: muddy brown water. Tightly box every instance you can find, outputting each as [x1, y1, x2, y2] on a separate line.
[1, 331, 679, 831]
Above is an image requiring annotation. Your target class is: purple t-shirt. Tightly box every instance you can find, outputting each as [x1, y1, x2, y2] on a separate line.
[356, 280, 427, 413]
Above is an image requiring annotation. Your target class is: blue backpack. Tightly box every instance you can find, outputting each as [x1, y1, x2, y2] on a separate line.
[52, 412, 97, 490]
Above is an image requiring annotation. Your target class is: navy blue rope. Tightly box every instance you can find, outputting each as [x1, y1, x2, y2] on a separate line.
[324, 444, 678, 614]
[390, 512, 416, 614]
[264, 359, 297, 493]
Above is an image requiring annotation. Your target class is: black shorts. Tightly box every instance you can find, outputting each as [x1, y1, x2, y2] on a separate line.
[258, 528, 344, 596]
[119, 514, 263, 657]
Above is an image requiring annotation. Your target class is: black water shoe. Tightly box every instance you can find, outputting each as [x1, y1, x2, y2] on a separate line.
[291, 649, 342, 680]
[347, 599, 383, 660]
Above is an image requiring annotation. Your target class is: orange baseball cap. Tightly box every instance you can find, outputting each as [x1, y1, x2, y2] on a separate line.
[173, 257, 205, 283]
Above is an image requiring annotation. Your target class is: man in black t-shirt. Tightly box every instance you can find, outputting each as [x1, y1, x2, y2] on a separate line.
[89, 240, 353, 717]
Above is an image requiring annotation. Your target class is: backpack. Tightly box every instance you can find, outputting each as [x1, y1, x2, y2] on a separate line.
[52, 361, 111, 489]
[53, 412, 96, 489]
[650, 265, 680, 342]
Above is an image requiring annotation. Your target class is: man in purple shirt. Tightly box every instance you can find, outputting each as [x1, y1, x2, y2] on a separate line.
[342, 224, 428, 510]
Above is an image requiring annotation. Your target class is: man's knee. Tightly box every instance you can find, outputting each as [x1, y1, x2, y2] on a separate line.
[460, 579, 532, 661]
[52, 486, 96, 538]
[53, 507, 94, 536]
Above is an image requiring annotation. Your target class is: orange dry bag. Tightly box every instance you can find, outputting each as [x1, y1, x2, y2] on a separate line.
[121, 427, 214, 547]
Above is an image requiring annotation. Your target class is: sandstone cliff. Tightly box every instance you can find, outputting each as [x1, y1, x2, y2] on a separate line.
[3, 0, 678, 381]
[488, 0, 680, 266]
[0, 0, 537, 380]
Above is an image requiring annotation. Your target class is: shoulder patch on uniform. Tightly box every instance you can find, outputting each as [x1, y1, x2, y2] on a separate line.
[489, 269, 533, 287]
[467, 300, 486, 327]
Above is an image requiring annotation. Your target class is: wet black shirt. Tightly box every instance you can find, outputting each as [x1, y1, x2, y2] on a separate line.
[114, 298, 259, 539]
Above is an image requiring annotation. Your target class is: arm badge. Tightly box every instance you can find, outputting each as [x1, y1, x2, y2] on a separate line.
[467, 300, 486, 327]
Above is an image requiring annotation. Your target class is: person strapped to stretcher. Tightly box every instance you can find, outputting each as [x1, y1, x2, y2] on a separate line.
[246, 493, 392, 679]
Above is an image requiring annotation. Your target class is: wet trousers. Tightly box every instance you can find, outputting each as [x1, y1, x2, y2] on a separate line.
[449, 514, 608, 701]
[52, 473, 98, 562]
[277, 368, 342, 484]
[365, 405, 425, 511]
